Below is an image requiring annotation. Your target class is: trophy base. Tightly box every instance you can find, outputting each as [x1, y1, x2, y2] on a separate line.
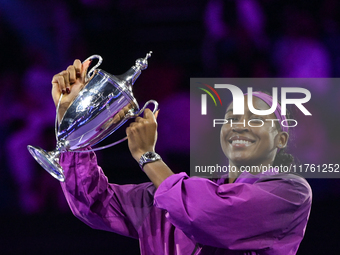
[27, 145, 65, 182]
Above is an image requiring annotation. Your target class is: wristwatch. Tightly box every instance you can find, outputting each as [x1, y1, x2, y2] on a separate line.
[139, 151, 161, 169]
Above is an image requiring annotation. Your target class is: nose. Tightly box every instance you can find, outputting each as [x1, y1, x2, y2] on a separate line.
[231, 117, 249, 133]
[232, 125, 249, 133]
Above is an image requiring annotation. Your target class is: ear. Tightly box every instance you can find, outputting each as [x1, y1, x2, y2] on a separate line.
[276, 132, 289, 149]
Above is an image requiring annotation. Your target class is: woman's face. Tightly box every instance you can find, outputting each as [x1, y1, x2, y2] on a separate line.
[220, 95, 287, 167]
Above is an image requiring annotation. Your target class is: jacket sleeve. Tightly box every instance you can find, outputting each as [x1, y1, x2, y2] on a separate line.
[153, 172, 312, 250]
[59, 149, 156, 239]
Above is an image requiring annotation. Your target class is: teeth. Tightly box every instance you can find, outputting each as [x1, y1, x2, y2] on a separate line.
[232, 140, 252, 145]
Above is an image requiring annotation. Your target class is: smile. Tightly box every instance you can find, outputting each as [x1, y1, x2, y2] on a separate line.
[228, 136, 256, 148]
[230, 140, 254, 148]
[231, 140, 253, 145]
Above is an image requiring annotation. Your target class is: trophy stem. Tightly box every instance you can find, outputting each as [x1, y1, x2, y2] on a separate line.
[74, 137, 128, 152]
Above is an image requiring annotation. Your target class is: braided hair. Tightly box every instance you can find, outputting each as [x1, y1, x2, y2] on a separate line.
[260, 90, 296, 168]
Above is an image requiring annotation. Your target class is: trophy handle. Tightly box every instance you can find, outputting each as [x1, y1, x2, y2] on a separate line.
[78, 100, 159, 152]
[83, 55, 103, 81]
[129, 100, 159, 118]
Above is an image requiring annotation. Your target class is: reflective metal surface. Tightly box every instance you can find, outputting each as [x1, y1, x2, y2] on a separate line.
[27, 52, 158, 181]
[58, 69, 139, 150]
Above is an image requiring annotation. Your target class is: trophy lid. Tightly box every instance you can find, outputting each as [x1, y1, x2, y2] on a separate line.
[115, 51, 152, 89]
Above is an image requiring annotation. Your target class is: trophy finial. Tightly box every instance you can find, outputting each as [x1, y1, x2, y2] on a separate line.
[135, 51, 152, 70]
[115, 51, 153, 87]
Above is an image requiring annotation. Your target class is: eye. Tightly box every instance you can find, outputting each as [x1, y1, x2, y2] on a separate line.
[249, 118, 263, 122]
[249, 115, 265, 121]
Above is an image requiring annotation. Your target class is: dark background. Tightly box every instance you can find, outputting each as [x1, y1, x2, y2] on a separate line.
[0, 0, 339, 254]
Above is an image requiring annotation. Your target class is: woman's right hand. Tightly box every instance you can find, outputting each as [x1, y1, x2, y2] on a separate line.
[51, 59, 92, 122]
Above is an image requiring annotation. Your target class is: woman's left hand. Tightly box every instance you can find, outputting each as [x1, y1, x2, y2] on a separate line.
[126, 108, 159, 162]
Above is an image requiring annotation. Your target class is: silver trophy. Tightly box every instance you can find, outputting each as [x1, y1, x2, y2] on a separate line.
[27, 52, 158, 182]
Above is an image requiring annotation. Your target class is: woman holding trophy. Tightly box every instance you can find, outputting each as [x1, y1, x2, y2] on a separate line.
[50, 59, 311, 255]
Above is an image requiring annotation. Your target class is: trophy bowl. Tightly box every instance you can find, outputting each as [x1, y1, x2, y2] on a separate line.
[27, 52, 158, 182]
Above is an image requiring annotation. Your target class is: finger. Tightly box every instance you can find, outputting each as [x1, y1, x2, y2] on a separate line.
[129, 122, 139, 128]
[154, 109, 160, 119]
[51, 74, 60, 91]
[126, 126, 138, 137]
[51, 79, 61, 105]
[67, 65, 77, 84]
[62, 70, 70, 94]
[126, 126, 131, 136]
[135, 116, 144, 122]
[80, 59, 92, 84]
[126, 123, 139, 136]
[52, 73, 63, 93]
[67, 65, 76, 93]
[123, 103, 132, 115]
[56, 73, 66, 94]
[143, 108, 156, 121]
[112, 110, 125, 124]
[73, 59, 82, 78]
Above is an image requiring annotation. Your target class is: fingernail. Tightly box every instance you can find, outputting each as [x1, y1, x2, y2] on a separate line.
[62, 89, 66, 94]
[155, 109, 160, 118]
[76, 72, 81, 77]
[66, 88, 70, 94]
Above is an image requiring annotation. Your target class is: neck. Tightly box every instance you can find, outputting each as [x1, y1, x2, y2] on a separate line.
[228, 160, 274, 183]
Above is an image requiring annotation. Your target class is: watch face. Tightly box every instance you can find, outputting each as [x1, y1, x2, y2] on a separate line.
[139, 152, 161, 168]
[145, 152, 155, 159]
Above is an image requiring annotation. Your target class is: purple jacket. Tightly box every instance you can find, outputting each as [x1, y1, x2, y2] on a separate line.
[60, 150, 312, 255]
